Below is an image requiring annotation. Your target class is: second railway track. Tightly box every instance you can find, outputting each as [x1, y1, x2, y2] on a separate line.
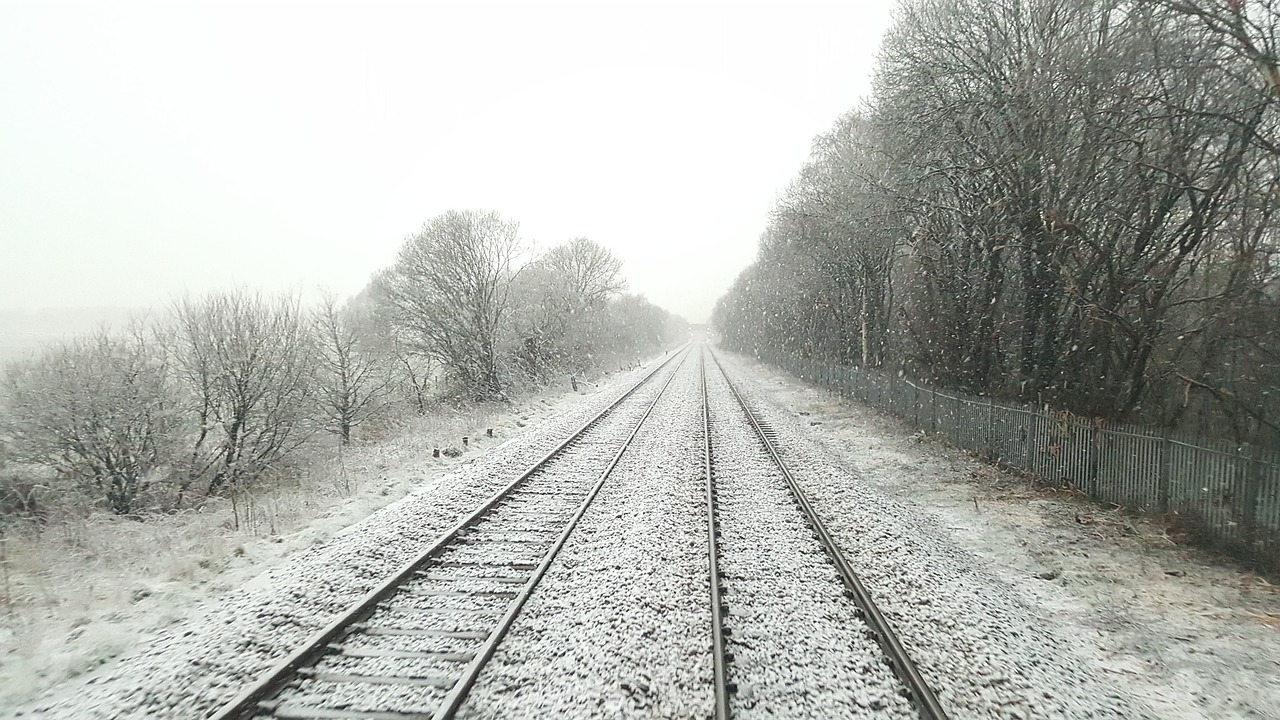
[701, 346, 950, 720]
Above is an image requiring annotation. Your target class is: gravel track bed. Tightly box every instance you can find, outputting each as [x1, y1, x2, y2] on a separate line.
[314, 653, 462, 679]
[457, 352, 711, 719]
[14, 354, 685, 720]
[713, 350, 1150, 719]
[338, 632, 477, 656]
[704, 358, 916, 720]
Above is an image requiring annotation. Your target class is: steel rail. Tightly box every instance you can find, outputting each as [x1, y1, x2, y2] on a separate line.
[706, 346, 951, 720]
[209, 345, 691, 720]
[432, 346, 688, 718]
[700, 347, 732, 720]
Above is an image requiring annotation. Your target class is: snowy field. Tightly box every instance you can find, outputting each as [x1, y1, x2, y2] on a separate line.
[5, 346, 1277, 718]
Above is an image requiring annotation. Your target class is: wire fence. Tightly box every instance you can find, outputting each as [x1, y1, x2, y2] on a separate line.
[759, 350, 1280, 575]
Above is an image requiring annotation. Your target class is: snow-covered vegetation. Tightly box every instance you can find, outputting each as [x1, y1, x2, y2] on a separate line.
[0, 215, 684, 703]
[714, 0, 1280, 448]
[0, 214, 683, 518]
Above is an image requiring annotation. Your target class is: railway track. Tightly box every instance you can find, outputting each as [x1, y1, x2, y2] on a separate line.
[701, 346, 950, 720]
[211, 343, 949, 719]
[209, 346, 691, 720]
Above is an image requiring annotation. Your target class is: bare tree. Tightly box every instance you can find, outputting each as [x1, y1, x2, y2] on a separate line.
[0, 326, 179, 515]
[170, 291, 315, 499]
[506, 261, 575, 377]
[312, 292, 394, 444]
[871, 0, 1276, 416]
[543, 237, 625, 308]
[715, 0, 1280, 443]
[376, 210, 523, 401]
[1153, 0, 1280, 100]
[507, 238, 627, 375]
[600, 294, 687, 358]
[390, 340, 436, 414]
[712, 228, 836, 361]
[776, 111, 902, 368]
[347, 277, 438, 415]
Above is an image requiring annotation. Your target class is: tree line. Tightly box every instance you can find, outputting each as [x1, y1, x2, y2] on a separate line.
[714, 0, 1280, 447]
[0, 210, 686, 517]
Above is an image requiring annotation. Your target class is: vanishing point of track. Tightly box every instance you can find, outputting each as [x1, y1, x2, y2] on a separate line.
[701, 346, 950, 720]
[209, 346, 691, 720]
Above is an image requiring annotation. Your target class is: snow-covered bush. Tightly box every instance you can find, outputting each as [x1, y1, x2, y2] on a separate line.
[0, 328, 181, 515]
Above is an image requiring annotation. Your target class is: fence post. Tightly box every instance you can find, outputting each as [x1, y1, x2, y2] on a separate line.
[986, 395, 996, 462]
[1087, 420, 1102, 498]
[1157, 428, 1172, 514]
[1235, 443, 1263, 551]
[930, 387, 938, 433]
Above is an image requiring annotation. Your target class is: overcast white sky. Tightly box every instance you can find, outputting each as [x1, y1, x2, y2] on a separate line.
[0, 0, 894, 323]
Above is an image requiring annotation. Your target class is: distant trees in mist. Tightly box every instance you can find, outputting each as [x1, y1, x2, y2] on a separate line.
[714, 0, 1280, 446]
[0, 212, 686, 518]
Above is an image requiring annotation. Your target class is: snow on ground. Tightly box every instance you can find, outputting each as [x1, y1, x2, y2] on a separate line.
[2, 358, 669, 719]
[717, 349, 1280, 720]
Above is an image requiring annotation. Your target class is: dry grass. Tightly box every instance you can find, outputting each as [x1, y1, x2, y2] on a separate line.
[0, 508, 238, 707]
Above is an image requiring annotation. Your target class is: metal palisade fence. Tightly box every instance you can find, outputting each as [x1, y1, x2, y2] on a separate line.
[760, 350, 1280, 575]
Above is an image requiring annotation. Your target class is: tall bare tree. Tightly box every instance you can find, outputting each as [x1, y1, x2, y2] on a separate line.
[508, 237, 626, 375]
[716, 0, 1280, 444]
[506, 261, 575, 377]
[376, 210, 523, 401]
[1153, 0, 1280, 101]
[777, 112, 902, 368]
[312, 292, 394, 444]
[170, 291, 314, 497]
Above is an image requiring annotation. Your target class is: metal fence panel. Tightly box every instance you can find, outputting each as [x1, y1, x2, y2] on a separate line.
[764, 352, 1280, 574]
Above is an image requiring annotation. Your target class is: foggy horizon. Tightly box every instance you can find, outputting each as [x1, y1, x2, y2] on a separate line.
[0, 1, 895, 325]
